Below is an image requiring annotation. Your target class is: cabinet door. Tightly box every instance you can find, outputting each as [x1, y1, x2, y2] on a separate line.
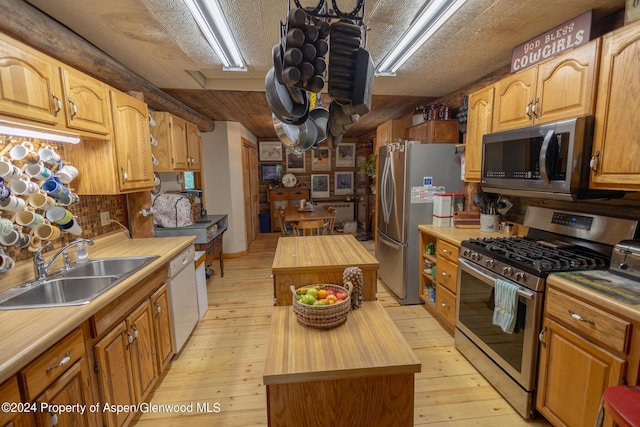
[34, 360, 93, 427]
[110, 90, 154, 192]
[151, 284, 175, 372]
[0, 377, 34, 427]
[186, 122, 202, 171]
[0, 34, 63, 126]
[170, 115, 189, 170]
[536, 318, 624, 427]
[127, 300, 158, 402]
[493, 67, 536, 132]
[591, 21, 640, 190]
[535, 40, 599, 124]
[94, 321, 136, 427]
[464, 85, 494, 182]
[60, 67, 111, 136]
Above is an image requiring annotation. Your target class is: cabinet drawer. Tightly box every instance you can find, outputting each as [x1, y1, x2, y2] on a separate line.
[437, 239, 459, 264]
[436, 284, 456, 328]
[546, 287, 631, 354]
[436, 256, 458, 294]
[20, 328, 85, 401]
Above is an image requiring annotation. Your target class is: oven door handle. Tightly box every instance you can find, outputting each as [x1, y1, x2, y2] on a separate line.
[459, 258, 536, 300]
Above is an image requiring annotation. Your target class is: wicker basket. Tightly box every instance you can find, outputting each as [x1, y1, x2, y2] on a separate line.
[291, 282, 353, 329]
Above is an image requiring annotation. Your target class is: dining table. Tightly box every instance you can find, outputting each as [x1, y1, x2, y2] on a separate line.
[283, 204, 333, 223]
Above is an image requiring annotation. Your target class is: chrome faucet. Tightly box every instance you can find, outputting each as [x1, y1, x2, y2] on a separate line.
[33, 238, 94, 281]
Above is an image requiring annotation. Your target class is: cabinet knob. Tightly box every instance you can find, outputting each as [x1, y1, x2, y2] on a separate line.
[67, 98, 78, 119]
[46, 351, 71, 373]
[51, 93, 62, 117]
[590, 151, 600, 176]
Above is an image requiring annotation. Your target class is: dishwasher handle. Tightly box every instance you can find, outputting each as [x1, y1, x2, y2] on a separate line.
[167, 246, 196, 278]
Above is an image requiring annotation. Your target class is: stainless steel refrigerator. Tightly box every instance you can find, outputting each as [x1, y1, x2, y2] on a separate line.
[377, 141, 461, 304]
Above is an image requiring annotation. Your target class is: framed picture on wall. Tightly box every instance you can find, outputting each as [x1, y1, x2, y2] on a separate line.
[259, 141, 283, 161]
[335, 172, 354, 195]
[286, 150, 305, 172]
[260, 163, 282, 182]
[335, 143, 356, 167]
[311, 146, 331, 171]
[311, 174, 330, 198]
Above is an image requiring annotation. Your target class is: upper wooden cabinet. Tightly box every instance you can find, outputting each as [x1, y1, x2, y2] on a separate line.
[0, 32, 64, 127]
[590, 20, 640, 191]
[65, 90, 153, 194]
[407, 120, 459, 144]
[464, 85, 494, 182]
[493, 39, 600, 132]
[375, 118, 410, 152]
[60, 67, 111, 136]
[186, 122, 202, 171]
[151, 111, 201, 172]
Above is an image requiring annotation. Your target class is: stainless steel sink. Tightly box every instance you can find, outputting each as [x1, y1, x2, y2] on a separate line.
[0, 255, 159, 310]
[0, 276, 119, 309]
[60, 257, 157, 278]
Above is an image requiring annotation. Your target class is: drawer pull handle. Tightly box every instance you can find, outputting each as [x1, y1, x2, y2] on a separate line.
[539, 326, 547, 347]
[441, 271, 450, 277]
[46, 352, 71, 373]
[442, 249, 451, 254]
[441, 301, 448, 308]
[154, 302, 162, 317]
[568, 310, 595, 325]
[51, 93, 62, 116]
[68, 98, 78, 118]
[50, 411, 59, 425]
[131, 325, 139, 339]
[125, 331, 134, 347]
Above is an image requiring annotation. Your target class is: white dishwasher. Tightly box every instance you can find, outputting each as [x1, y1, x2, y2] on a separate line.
[167, 245, 198, 352]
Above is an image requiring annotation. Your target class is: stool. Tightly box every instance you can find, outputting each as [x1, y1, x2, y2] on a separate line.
[603, 386, 640, 427]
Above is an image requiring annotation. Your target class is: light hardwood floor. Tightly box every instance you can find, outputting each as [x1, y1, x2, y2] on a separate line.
[132, 233, 551, 426]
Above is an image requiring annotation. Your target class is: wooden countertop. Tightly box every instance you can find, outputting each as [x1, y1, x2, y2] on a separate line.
[548, 271, 640, 323]
[418, 224, 528, 246]
[0, 232, 195, 384]
[271, 234, 379, 273]
[263, 301, 421, 385]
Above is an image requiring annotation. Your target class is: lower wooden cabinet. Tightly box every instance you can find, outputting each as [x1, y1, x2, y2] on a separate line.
[418, 229, 460, 333]
[0, 377, 34, 427]
[94, 299, 160, 427]
[151, 284, 175, 372]
[34, 361, 93, 427]
[536, 283, 629, 427]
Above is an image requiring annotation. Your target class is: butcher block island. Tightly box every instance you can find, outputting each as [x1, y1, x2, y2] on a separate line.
[263, 302, 421, 426]
[271, 235, 379, 305]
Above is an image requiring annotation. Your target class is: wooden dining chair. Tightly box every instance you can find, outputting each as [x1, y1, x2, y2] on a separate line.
[325, 208, 337, 235]
[292, 219, 327, 236]
[276, 208, 295, 236]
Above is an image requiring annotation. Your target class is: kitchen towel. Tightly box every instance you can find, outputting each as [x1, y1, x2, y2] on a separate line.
[492, 278, 521, 334]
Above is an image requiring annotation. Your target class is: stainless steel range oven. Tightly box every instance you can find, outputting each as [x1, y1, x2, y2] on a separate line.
[455, 206, 639, 418]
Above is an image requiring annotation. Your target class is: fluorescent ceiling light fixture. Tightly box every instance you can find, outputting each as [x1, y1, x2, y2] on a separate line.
[376, 0, 467, 76]
[0, 121, 80, 144]
[183, 0, 247, 71]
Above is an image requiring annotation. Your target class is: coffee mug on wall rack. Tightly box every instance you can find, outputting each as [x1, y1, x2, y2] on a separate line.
[0, 177, 11, 201]
[0, 248, 15, 273]
[9, 141, 39, 163]
[24, 162, 53, 181]
[38, 145, 62, 166]
[56, 164, 78, 184]
[0, 157, 23, 181]
[0, 195, 27, 212]
[0, 226, 30, 248]
[10, 176, 39, 195]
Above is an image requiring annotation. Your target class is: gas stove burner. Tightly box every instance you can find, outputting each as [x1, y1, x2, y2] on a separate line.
[462, 236, 609, 275]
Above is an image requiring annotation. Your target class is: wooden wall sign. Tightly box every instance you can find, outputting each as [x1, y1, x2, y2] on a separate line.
[510, 10, 592, 73]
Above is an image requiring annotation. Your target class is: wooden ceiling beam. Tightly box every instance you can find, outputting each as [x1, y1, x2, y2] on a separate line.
[0, 0, 215, 132]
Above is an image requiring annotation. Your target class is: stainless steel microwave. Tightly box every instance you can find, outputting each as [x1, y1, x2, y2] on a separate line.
[481, 116, 624, 200]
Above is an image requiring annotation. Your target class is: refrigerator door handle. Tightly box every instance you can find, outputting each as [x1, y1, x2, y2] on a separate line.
[381, 155, 392, 224]
[378, 235, 402, 250]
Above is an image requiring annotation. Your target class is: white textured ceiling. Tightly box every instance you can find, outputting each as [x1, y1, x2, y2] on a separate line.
[24, 0, 625, 97]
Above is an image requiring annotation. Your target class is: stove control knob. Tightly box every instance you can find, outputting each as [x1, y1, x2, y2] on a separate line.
[470, 252, 482, 262]
[485, 259, 495, 268]
[462, 249, 471, 257]
[617, 261, 629, 270]
[502, 266, 514, 277]
[515, 272, 527, 282]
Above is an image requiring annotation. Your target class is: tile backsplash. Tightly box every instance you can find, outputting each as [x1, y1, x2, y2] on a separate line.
[1, 194, 127, 262]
